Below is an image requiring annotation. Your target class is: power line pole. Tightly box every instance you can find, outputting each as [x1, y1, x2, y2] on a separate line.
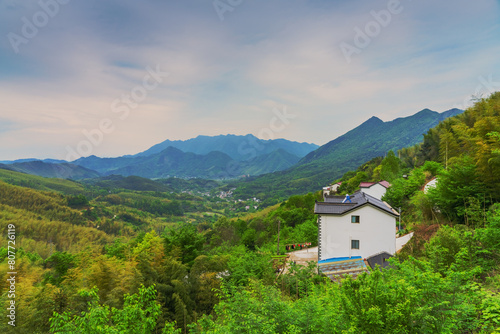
[398, 207, 401, 231]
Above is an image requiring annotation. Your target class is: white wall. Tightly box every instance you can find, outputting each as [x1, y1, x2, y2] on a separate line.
[319, 205, 396, 261]
[361, 184, 387, 200]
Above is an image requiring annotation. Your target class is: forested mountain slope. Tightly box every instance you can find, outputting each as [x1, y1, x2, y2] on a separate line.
[73, 147, 301, 179]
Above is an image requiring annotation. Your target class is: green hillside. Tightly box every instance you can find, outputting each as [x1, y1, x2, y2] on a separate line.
[0, 168, 85, 195]
[157, 177, 221, 193]
[83, 175, 172, 192]
[240, 149, 300, 176]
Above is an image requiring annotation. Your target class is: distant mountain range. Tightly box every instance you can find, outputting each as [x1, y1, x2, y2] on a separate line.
[133, 134, 318, 161]
[230, 108, 464, 199]
[0, 135, 317, 180]
[0, 108, 463, 185]
[99, 147, 302, 179]
[71, 134, 316, 179]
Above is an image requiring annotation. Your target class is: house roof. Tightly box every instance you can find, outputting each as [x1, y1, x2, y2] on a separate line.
[366, 251, 393, 269]
[359, 180, 391, 189]
[323, 195, 347, 203]
[314, 191, 399, 217]
[324, 182, 342, 188]
[379, 180, 391, 188]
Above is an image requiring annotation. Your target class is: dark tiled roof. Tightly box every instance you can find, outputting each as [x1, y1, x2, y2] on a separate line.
[314, 191, 398, 216]
[323, 195, 347, 203]
[315, 203, 356, 214]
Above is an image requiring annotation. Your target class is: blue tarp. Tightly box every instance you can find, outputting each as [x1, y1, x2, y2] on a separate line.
[318, 256, 362, 264]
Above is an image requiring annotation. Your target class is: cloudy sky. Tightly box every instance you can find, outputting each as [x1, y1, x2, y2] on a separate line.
[1, 0, 499, 160]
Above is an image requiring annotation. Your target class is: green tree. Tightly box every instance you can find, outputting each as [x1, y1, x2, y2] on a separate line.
[383, 166, 426, 210]
[49, 285, 162, 334]
[379, 150, 401, 182]
[43, 251, 76, 286]
[164, 224, 205, 267]
[427, 156, 487, 223]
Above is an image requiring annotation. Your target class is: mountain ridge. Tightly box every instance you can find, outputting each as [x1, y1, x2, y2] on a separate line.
[299, 108, 463, 166]
[74, 146, 301, 179]
[134, 134, 318, 160]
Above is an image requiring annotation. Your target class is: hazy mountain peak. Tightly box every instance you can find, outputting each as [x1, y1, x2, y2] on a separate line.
[134, 134, 319, 160]
[366, 116, 384, 122]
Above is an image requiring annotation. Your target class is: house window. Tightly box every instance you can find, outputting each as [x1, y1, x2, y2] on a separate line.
[351, 215, 360, 223]
[351, 239, 360, 249]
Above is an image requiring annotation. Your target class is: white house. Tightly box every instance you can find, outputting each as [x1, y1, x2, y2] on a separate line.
[315, 191, 399, 262]
[359, 180, 390, 200]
